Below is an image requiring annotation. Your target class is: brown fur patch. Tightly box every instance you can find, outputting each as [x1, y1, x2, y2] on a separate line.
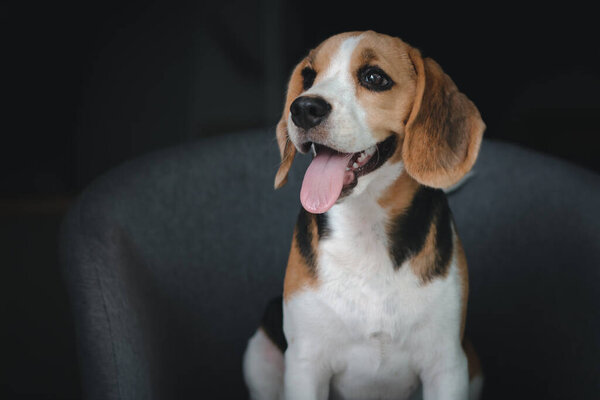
[359, 47, 378, 64]
[274, 121, 296, 189]
[283, 213, 321, 301]
[350, 32, 417, 145]
[455, 235, 469, 339]
[409, 217, 450, 283]
[463, 337, 482, 379]
[377, 171, 420, 216]
[283, 237, 317, 301]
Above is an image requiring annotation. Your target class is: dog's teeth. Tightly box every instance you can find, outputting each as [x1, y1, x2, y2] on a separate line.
[353, 162, 358, 169]
[345, 167, 350, 171]
[311, 143, 317, 156]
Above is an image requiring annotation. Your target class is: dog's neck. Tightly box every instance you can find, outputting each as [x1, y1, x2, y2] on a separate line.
[313, 164, 418, 262]
[328, 163, 420, 232]
[308, 164, 453, 282]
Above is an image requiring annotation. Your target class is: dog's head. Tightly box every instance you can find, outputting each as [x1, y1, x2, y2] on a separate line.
[275, 31, 485, 214]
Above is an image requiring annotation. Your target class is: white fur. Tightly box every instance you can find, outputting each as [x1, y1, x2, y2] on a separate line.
[287, 34, 377, 154]
[243, 329, 285, 400]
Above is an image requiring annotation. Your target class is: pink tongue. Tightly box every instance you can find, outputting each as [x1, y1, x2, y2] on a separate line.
[300, 148, 351, 214]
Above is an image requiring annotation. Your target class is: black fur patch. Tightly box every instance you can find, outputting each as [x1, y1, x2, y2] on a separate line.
[260, 210, 327, 354]
[315, 212, 329, 239]
[260, 296, 287, 352]
[296, 208, 329, 273]
[430, 196, 453, 281]
[388, 187, 453, 281]
[295, 208, 317, 272]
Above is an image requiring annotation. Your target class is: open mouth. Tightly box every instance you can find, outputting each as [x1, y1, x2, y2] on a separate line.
[299, 135, 397, 214]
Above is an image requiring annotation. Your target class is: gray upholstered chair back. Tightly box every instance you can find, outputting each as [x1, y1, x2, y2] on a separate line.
[61, 129, 600, 399]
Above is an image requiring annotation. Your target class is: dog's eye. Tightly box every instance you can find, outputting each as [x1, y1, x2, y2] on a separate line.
[359, 66, 393, 91]
[301, 67, 316, 90]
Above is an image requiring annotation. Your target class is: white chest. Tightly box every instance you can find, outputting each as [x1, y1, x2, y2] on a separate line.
[317, 193, 447, 334]
[283, 188, 462, 400]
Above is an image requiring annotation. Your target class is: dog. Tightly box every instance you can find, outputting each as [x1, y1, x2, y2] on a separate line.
[243, 30, 485, 400]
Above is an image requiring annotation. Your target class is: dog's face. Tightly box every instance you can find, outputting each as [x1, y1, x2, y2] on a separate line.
[275, 31, 485, 214]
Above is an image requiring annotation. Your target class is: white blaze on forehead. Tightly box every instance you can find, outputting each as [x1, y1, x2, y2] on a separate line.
[299, 34, 375, 152]
[320, 35, 362, 80]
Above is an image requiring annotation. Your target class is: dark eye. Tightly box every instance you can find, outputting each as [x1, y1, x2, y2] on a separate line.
[301, 67, 316, 90]
[358, 66, 393, 91]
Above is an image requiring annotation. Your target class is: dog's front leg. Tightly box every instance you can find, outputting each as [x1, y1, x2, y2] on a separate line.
[421, 347, 469, 400]
[283, 345, 331, 400]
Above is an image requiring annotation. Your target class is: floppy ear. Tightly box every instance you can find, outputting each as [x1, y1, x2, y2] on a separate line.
[274, 62, 306, 189]
[403, 48, 485, 188]
[274, 118, 296, 189]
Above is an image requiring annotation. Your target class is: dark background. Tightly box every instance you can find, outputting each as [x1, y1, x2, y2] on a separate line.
[2, 1, 599, 398]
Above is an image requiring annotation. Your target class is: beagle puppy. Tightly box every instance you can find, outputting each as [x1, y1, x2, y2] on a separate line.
[243, 31, 485, 400]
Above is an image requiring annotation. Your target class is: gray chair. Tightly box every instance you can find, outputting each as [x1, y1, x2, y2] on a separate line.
[60, 128, 600, 399]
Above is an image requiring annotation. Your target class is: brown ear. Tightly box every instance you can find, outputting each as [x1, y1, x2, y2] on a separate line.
[274, 61, 307, 189]
[274, 118, 296, 189]
[403, 48, 485, 188]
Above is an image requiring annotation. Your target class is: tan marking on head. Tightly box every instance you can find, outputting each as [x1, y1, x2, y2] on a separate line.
[283, 218, 320, 301]
[463, 337, 482, 379]
[359, 47, 378, 64]
[350, 32, 417, 146]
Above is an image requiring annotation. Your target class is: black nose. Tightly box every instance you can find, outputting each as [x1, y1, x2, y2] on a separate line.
[290, 96, 332, 130]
